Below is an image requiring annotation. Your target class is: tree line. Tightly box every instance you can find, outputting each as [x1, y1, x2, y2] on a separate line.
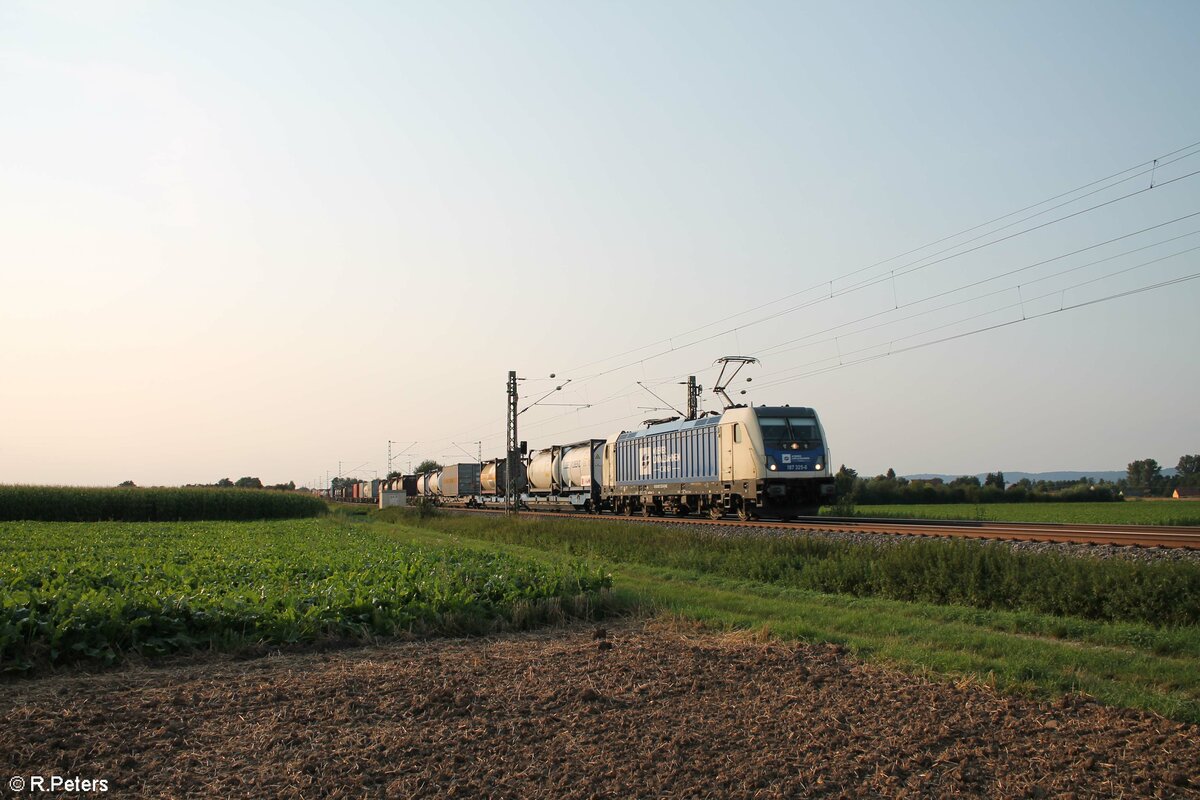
[1124, 455, 1200, 497]
[833, 454, 1199, 505]
[119, 478, 298, 491]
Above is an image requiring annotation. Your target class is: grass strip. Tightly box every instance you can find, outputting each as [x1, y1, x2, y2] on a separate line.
[375, 509, 1200, 627]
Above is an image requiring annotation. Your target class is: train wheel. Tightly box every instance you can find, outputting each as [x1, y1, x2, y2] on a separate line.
[641, 503, 653, 517]
[736, 505, 753, 522]
[623, 502, 635, 517]
[708, 506, 723, 521]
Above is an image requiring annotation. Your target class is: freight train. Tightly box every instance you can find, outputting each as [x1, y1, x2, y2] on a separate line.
[344, 404, 835, 520]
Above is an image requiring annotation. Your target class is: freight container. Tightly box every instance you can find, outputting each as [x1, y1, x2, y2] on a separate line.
[480, 459, 527, 497]
[558, 441, 604, 492]
[440, 463, 481, 498]
[527, 449, 556, 493]
[525, 439, 605, 510]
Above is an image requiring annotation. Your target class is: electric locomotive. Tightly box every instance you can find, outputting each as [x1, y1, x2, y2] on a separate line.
[604, 404, 834, 520]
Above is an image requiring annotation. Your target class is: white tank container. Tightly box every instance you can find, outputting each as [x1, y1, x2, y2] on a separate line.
[527, 449, 555, 492]
[481, 462, 498, 493]
[558, 444, 596, 491]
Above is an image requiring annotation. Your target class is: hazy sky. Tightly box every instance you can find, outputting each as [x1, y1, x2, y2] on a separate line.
[3, 1, 1199, 487]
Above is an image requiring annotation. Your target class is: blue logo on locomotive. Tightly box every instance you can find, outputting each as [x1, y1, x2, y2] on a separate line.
[768, 446, 826, 472]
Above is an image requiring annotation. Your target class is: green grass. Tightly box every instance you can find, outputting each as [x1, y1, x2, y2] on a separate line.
[826, 501, 1200, 526]
[0, 518, 611, 672]
[381, 514, 1200, 722]
[0, 485, 328, 522]
[376, 508, 1200, 626]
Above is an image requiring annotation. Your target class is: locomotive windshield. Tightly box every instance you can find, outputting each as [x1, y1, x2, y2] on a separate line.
[758, 417, 821, 450]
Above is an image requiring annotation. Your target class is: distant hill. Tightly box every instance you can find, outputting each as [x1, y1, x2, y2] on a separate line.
[904, 470, 1177, 484]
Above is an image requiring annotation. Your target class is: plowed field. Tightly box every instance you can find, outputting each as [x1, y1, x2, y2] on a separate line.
[2, 622, 1196, 798]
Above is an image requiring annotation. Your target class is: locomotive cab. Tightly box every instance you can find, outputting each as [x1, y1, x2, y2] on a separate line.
[747, 406, 836, 517]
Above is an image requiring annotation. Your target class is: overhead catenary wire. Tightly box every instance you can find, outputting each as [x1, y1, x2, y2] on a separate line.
[522, 211, 1200, 431]
[753, 268, 1200, 392]
[503, 250, 1200, 446]
[570, 164, 1200, 386]
[403, 139, 1200, 457]
[756, 220, 1200, 359]
[562, 140, 1200, 376]
[452, 224, 1200, 448]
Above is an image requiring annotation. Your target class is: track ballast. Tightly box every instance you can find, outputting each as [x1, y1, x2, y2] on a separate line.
[450, 507, 1200, 549]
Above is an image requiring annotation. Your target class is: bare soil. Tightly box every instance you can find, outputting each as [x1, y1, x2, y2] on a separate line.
[2, 622, 1196, 799]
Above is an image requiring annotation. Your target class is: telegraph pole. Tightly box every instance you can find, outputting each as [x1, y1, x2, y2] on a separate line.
[506, 370, 519, 514]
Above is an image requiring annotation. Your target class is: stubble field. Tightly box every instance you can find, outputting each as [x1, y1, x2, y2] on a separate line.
[3, 622, 1197, 798]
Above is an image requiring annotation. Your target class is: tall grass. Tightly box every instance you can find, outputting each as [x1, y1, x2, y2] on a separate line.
[378, 509, 1200, 627]
[0, 485, 327, 522]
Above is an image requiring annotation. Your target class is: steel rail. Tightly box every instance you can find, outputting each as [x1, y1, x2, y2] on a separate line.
[451, 507, 1200, 549]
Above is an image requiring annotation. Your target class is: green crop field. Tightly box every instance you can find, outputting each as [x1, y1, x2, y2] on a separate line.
[0, 518, 610, 673]
[0, 485, 327, 522]
[823, 501, 1200, 526]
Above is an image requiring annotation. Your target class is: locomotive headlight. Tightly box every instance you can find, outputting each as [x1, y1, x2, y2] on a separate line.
[815, 463, 823, 471]
[767, 455, 777, 471]
[769, 463, 777, 471]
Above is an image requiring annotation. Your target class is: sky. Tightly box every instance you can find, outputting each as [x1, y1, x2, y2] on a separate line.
[2, 0, 1199, 487]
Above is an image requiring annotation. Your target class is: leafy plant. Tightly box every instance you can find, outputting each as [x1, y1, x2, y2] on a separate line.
[0, 518, 610, 673]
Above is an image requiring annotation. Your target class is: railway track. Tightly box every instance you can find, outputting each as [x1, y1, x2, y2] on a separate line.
[452, 507, 1200, 549]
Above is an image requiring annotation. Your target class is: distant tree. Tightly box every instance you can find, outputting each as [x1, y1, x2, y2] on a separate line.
[266, 481, 296, 491]
[950, 475, 981, 488]
[834, 465, 858, 498]
[234, 476, 263, 489]
[216, 478, 234, 488]
[1178, 455, 1200, 488]
[984, 471, 1006, 489]
[1126, 459, 1163, 495]
[117, 480, 136, 487]
[387, 470, 403, 480]
[413, 460, 442, 475]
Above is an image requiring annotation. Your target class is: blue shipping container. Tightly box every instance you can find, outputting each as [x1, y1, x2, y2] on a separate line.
[614, 416, 720, 486]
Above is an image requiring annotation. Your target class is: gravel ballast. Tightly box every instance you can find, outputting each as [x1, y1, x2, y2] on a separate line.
[645, 519, 1200, 564]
